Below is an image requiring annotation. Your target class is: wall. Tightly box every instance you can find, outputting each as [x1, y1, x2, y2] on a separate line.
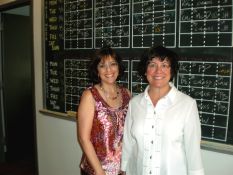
[202, 150, 233, 175]
[33, 1, 81, 174]
[33, 0, 233, 175]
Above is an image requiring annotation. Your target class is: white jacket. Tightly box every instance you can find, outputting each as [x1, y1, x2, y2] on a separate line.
[121, 84, 205, 175]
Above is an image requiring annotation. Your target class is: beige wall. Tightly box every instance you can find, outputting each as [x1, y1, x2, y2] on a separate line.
[33, 0, 82, 174]
[33, 0, 233, 174]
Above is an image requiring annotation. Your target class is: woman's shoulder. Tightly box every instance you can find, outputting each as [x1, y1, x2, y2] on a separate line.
[80, 88, 92, 100]
[176, 89, 196, 104]
[169, 83, 194, 102]
[78, 87, 96, 109]
[81, 86, 96, 99]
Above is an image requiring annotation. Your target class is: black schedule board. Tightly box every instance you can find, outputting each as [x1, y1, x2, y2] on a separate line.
[179, 0, 232, 47]
[64, 0, 93, 49]
[177, 61, 232, 143]
[132, 0, 176, 47]
[94, 0, 130, 48]
[44, 0, 233, 148]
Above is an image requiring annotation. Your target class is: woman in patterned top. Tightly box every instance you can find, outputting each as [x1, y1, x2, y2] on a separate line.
[77, 47, 131, 175]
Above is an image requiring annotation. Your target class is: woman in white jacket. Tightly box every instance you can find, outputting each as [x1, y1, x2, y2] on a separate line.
[121, 46, 205, 175]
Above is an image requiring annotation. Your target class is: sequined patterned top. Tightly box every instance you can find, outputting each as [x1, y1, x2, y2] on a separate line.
[80, 86, 130, 175]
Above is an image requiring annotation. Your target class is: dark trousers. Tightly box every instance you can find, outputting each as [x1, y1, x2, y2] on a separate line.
[81, 169, 89, 175]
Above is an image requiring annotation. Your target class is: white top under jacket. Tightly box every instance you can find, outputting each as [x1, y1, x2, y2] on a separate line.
[121, 83, 205, 175]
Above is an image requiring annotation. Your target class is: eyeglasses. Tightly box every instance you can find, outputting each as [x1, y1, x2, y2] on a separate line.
[147, 62, 170, 72]
[97, 62, 118, 70]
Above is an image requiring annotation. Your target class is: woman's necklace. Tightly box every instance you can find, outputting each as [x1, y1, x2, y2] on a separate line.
[100, 84, 119, 100]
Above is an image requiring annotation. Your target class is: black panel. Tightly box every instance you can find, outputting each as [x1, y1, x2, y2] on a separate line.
[44, 0, 233, 146]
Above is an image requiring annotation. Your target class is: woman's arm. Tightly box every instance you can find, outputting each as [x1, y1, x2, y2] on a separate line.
[77, 89, 105, 175]
[184, 100, 205, 175]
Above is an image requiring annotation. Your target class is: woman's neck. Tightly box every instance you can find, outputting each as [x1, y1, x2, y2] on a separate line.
[99, 83, 118, 92]
[148, 85, 171, 106]
[99, 83, 119, 101]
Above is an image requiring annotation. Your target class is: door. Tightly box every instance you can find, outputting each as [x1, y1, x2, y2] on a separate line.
[0, 22, 6, 160]
[0, 9, 35, 163]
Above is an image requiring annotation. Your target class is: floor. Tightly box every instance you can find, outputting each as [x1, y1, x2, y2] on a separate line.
[0, 161, 36, 175]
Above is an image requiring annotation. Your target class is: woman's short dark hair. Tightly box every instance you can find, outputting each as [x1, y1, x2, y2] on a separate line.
[88, 47, 125, 84]
[138, 45, 179, 82]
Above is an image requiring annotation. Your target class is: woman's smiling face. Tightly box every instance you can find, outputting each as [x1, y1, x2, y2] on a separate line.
[146, 57, 171, 89]
[97, 56, 119, 85]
